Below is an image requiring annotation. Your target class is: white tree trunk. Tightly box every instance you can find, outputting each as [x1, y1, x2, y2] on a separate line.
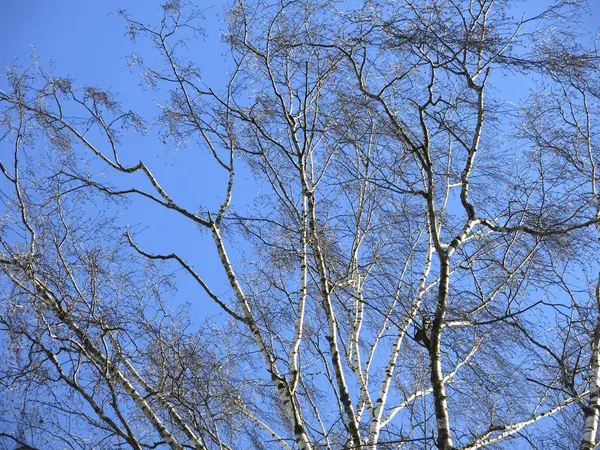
[581, 277, 600, 450]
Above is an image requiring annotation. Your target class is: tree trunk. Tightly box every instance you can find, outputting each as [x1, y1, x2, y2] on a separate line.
[581, 276, 600, 450]
[430, 256, 454, 450]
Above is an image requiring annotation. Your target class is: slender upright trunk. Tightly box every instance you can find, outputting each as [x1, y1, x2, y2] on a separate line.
[430, 256, 453, 450]
[289, 188, 308, 394]
[306, 190, 362, 448]
[581, 276, 600, 450]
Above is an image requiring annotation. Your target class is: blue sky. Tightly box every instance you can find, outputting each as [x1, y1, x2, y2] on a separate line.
[1, 1, 231, 85]
[1, 0, 243, 320]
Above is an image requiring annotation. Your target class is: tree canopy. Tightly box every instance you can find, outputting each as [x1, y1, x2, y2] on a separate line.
[1, 1, 600, 449]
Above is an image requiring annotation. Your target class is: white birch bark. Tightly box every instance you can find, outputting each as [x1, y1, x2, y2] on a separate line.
[289, 187, 308, 395]
[210, 225, 314, 450]
[581, 277, 600, 450]
[429, 257, 454, 450]
[306, 189, 362, 447]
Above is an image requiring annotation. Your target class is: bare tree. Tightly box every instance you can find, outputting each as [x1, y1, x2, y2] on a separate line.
[1, 0, 600, 449]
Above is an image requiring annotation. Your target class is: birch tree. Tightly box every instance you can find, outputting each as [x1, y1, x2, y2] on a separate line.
[1, 0, 600, 449]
